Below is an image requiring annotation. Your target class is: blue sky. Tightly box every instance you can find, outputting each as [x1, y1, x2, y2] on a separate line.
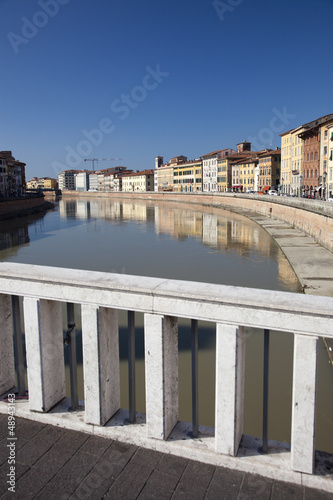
[1, 0, 333, 179]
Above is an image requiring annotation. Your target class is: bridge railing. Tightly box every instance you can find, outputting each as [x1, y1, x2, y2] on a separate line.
[0, 262, 332, 479]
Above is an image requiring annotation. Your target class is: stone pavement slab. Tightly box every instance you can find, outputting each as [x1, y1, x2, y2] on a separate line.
[242, 210, 333, 297]
[271, 481, 303, 499]
[205, 467, 245, 500]
[0, 417, 332, 500]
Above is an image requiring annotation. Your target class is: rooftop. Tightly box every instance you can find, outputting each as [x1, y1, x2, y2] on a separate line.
[258, 149, 281, 158]
[122, 170, 154, 177]
[201, 148, 236, 158]
[299, 113, 333, 136]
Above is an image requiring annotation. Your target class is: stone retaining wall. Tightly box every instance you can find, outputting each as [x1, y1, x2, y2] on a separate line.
[0, 196, 53, 219]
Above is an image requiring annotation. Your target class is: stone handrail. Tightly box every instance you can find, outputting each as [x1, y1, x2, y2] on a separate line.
[0, 262, 332, 489]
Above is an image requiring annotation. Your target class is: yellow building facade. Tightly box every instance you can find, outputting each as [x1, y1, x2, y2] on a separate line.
[319, 119, 333, 199]
[156, 164, 174, 191]
[238, 159, 256, 192]
[217, 158, 229, 192]
[43, 178, 58, 189]
[173, 160, 202, 192]
[26, 177, 58, 189]
[280, 127, 304, 195]
[122, 170, 154, 192]
[280, 130, 292, 193]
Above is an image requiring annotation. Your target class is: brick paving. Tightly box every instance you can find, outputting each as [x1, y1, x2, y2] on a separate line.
[0, 415, 332, 500]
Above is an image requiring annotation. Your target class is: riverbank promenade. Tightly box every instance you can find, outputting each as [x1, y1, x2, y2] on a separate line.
[0, 415, 331, 500]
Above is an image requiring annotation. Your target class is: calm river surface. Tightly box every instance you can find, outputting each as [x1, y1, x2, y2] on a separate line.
[0, 196, 332, 452]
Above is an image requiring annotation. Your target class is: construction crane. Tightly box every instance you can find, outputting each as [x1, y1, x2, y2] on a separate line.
[84, 158, 123, 172]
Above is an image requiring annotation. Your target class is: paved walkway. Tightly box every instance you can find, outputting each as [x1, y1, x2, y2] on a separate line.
[230, 206, 333, 297]
[0, 416, 331, 500]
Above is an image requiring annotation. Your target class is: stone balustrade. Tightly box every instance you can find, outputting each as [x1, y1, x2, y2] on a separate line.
[0, 262, 332, 490]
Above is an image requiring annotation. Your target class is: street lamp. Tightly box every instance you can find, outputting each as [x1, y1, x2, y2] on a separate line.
[299, 174, 303, 198]
[281, 177, 284, 195]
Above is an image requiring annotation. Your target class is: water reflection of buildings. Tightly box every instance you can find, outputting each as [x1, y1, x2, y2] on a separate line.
[59, 199, 155, 222]
[0, 212, 47, 259]
[0, 225, 29, 252]
[277, 254, 300, 288]
[156, 207, 203, 241]
[122, 203, 155, 222]
[203, 214, 218, 246]
[59, 198, 299, 288]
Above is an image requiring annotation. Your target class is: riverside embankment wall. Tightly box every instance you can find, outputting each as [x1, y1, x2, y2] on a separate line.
[61, 191, 333, 253]
[0, 195, 54, 220]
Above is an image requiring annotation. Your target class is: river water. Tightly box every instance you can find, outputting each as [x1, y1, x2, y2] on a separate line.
[0, 196, 332, 452]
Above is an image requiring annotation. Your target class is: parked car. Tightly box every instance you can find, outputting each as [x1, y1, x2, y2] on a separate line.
[327, 198, 333, 202]
[268, 190, 278, 195]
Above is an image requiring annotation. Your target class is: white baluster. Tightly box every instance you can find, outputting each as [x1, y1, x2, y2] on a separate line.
[0, 294, 15, 395]
[291, 334, 318, 474]
[215, 324, 245, 456]
[144, 313, 178, 439]
[82, 305, 120, 425]
[23, 297, 65, 412]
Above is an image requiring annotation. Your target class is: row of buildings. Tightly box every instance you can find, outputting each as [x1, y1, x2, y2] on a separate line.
[57, 143, 281, 196]
[0, 151, 26, 197]
[0, 151, 57, 197]
[26, 177, 58, 190]
[155, 113, 333, 198]
[3, 112, 332, 200]
[57, 166, 154, 193]
[281, 113, 333, 198]
[155, 143, 282, 195]
[56, 113, 333, 199]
